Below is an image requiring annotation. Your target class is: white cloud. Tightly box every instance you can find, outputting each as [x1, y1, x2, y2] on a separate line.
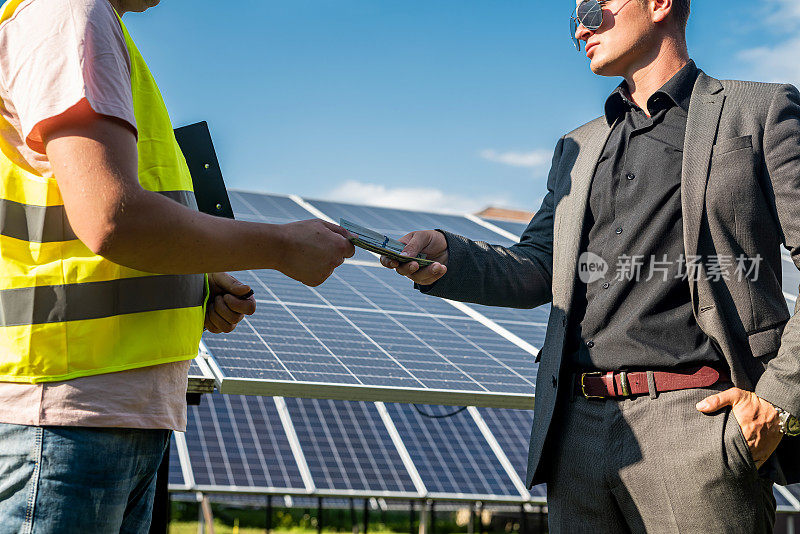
[737, 39, 800, 86]
[479, 148, 551, 169]
[761, 0, 800, 31]
[736, 0, 800, 85]
[326, 180, 513, 215]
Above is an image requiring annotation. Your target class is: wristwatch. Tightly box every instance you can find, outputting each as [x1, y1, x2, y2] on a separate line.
[773, 405, 800, 437]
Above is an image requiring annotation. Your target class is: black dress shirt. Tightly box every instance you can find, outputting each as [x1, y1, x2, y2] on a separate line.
[565, 60, 722, 371]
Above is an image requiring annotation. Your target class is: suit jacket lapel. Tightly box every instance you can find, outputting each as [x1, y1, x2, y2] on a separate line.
[552, 119, 613, 312]
[682, 72, 725, 308]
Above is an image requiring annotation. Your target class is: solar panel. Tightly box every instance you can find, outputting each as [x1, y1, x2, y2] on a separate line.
[783, 484, 800, 500]
[184, 394, 306, 491]
[168, 436, 186, 488]
[196, 190, 549, 407]
[777, 484, 800, 510]
[229, 191, 315, 224]
[479, 219, 529, 239]
[477, 408, 546, 500]
[384, 403, 524, 500]
[284, 398, 417, 495]
[204, 262, 538, 407]
[205, 294, 536, 395]
[782, 254, 798, 313]
[775, 488, 794, 509]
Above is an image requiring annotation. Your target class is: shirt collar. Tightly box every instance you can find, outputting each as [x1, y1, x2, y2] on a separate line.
[603, 59, 699, 126]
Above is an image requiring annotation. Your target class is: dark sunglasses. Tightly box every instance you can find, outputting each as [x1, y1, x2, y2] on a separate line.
[570, 0, 608, 51]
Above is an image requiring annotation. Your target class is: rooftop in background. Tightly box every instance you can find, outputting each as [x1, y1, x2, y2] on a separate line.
[475, 207, 534, 223]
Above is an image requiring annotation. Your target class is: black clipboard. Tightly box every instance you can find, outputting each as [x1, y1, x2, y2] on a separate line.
[174, 121, 235, 220]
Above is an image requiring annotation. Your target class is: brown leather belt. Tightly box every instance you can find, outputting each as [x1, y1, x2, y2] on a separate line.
[575, 365, 728, 399]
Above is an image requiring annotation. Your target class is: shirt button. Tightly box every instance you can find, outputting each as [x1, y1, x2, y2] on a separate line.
[602, 282, 610, 289]
[626, 173, 635, 180]
[587, 341, 595, 348]
[615, 227, 623, 234]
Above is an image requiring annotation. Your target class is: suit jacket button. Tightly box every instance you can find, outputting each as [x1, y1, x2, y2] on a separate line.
[552, 375, 557, 388]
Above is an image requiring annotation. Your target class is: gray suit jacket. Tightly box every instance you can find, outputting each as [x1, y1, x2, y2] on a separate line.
[424, 71, 800, 486]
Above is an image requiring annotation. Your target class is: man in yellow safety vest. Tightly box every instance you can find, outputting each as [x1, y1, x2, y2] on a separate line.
[0, 0, 354, 531]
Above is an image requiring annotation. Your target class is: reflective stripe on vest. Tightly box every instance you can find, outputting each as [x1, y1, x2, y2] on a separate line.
[0, 2, 207, 383]
[0, 190, 197, 243]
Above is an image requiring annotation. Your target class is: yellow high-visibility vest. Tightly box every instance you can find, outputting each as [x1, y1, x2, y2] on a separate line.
[0, 0, 207, 383]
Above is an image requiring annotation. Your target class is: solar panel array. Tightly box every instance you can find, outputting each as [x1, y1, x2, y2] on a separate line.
[169, 393, 800, 511]
[171, 394, 538, 503]
[201, 191, 546, 408]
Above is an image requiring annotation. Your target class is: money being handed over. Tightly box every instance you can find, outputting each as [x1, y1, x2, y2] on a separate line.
[340, 219, 434, 267]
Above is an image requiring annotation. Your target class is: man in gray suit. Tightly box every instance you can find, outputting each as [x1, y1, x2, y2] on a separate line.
[381, 0, 800, 531]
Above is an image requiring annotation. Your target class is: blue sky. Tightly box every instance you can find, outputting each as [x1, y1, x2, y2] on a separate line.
[124, 0, 793, 214]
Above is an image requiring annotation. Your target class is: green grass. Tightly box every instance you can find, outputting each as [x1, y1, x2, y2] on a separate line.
[169, 523, 398, 534]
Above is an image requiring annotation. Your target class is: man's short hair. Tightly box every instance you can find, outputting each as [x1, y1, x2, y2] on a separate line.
[672, 0, 690, 28]
[640, 0, 691, 29]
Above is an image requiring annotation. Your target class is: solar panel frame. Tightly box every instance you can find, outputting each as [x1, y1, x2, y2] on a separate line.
[188, 356, 217, 394]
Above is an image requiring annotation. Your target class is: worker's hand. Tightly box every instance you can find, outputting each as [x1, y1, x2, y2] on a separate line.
[380, 230, 448, 286]
[204, 272, 257, 334]
[278, 219, 355, 287]
[696, 388, 783, 468]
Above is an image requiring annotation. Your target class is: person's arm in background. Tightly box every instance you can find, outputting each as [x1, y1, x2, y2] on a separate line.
[380, 137, 563, 309]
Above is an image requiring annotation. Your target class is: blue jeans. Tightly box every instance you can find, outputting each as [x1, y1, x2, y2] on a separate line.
[0, 423, 170, 534]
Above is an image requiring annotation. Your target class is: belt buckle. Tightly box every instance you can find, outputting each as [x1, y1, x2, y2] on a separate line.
[580, 372, 605, 399]
[619, 371, 632, 397]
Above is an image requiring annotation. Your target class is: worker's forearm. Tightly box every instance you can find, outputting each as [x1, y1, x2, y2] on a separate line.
[94, 190, 287, 274]
[42, 117, 352, 282]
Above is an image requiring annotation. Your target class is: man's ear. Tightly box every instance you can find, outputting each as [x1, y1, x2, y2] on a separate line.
[651, 0, 673, 24]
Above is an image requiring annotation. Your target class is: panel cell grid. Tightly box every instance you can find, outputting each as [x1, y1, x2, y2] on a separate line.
[188, 359, 204, 377]
[478, 408, 546, 498]
[168, 436, 185, 487]
[205, 266, 538, 397]
[284, 398, 416, 493]
[386, 403, 520, 496]
[185, 394, 304, 490]
[229, 191, 314, 223]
